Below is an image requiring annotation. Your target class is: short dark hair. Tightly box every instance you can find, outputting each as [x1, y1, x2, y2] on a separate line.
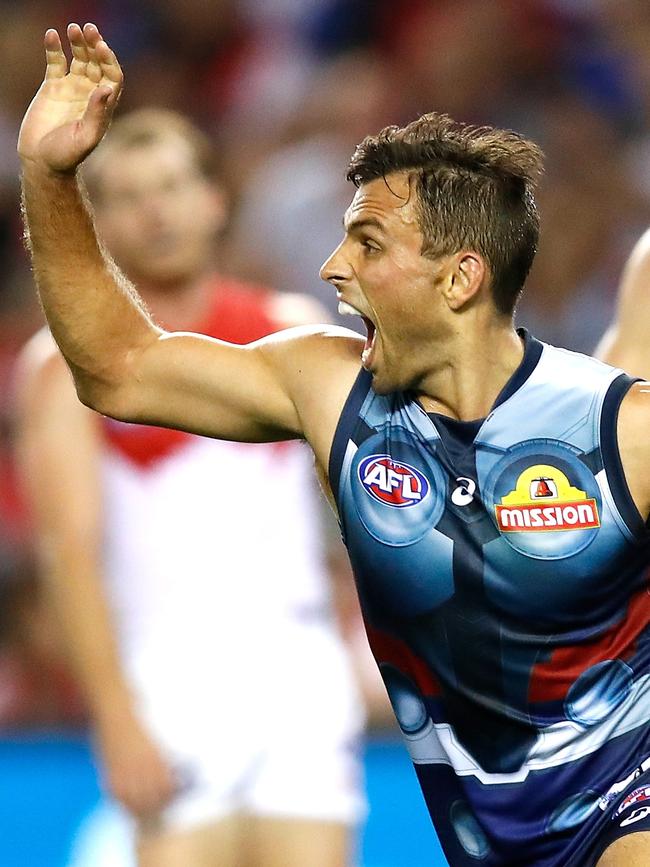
[346, 112, 544, 316]
[83, 108, 218, 202]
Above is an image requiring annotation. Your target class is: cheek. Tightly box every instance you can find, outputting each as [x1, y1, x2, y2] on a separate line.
[178, 193, 219, 240]
[386, 288, 434, 347]
[96, 214, 144, 254]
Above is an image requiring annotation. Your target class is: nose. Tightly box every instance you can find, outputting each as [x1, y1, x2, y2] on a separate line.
[319, 239, 350, 285]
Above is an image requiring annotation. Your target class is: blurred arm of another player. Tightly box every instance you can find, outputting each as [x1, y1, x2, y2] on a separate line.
[596, 227, 650, 521]
[15, 330, 178, 819]
[595, 228, 650, 376]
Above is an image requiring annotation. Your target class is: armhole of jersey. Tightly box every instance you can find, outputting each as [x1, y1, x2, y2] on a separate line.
[328, 368, 372, 510]
[600, 372, 647, 538]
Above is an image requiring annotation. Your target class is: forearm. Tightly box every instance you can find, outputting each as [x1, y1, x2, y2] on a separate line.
[42, 543, 135, 725]
[597, 228, 650, 377]
[21, 164, 158, 404]
[41, 545, 178, 816]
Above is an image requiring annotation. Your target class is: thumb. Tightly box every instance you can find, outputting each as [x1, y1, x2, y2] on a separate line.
[80, 85, 114, 140]
[85, 84, 113, 119]
[74, 85, 116, 162]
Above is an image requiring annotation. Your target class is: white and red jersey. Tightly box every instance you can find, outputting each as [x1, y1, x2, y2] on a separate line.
[99, 278, 336, 697]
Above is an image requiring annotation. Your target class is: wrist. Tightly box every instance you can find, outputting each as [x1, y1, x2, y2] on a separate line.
[20, 156, 80, 182]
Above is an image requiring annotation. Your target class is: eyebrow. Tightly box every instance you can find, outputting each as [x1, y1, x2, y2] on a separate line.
[343, 216, 386, 234]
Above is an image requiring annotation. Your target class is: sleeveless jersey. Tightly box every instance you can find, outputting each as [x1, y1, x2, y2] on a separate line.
[330, 330, 650, 865]
[100, 278, 334, 684]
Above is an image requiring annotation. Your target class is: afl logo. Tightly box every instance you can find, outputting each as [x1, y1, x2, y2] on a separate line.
[358, 454, 429, 508]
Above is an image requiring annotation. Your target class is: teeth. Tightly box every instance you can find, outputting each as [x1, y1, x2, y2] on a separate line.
[338, 301, 362, 317]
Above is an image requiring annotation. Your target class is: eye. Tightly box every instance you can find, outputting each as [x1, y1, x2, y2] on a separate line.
[361, 238, 381, 254]
[161, 176, 183, 194]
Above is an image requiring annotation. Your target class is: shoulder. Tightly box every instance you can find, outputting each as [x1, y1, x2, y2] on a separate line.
[14, 328, 84, 420]
[257, 323, 364, 367]
[15, 328, 70, 396]
[617, 381, 650, 520]
[257, 324, 365, 468]
[533, 341, 624, 398]
[258, 324, 364, 399]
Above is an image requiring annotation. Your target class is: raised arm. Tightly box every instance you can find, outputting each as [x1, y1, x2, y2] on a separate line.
[595, 228, 650, 376]
[18, 24, 358, 452]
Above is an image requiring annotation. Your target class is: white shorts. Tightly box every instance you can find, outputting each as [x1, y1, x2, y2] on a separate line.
[124, 619, 366, 831]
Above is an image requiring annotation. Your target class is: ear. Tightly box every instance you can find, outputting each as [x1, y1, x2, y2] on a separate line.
[442, 252, 486, 311]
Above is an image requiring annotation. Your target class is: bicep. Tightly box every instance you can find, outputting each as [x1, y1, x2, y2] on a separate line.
[108, 328, 310, 443]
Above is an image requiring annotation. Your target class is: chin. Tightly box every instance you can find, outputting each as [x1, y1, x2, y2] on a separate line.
[370, 358, 418, 395]
[133, 261, 198, 286]
[368, 368, 398, 396]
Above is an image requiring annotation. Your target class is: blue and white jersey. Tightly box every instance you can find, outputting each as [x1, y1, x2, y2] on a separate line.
[330, 331, 650, 865]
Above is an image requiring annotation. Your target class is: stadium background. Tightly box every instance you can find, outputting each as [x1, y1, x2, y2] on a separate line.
[2, 1, 650, 864]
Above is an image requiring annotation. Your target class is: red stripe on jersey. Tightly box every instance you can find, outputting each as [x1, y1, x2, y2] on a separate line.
[103, 278, 282, 468]
[365, 623, 442, 697]
[527, 580, 650, 703]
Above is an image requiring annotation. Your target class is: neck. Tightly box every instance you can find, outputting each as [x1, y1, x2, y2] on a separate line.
[130, 271, 216, 331]
[416, 318, 524, 421]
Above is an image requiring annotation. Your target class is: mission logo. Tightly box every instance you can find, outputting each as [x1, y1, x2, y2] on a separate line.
[494, 464, 600, 533]
[358, 454, 429, 508]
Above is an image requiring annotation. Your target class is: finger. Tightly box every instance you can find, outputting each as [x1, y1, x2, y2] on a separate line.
[82, 22, 104, 65]
[68, 22, 102, 86]
[95, 39, 124, 85]
[44, 29, 67, 79]
[83, 24, 123, 88]
[82, 22, 103, 43]
[80, 24, 119, 89]
[67, 22, 90, 77]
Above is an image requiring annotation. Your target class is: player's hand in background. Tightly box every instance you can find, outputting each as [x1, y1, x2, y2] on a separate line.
[18, 23, 123, 173]
[96, 706, 179, 820]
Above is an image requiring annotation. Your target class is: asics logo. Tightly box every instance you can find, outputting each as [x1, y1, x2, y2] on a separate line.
[452, 477, 476, 507]
[620, 806, 650, 827]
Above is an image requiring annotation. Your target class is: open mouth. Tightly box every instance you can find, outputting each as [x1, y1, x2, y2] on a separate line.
[338, 300, 377, 368]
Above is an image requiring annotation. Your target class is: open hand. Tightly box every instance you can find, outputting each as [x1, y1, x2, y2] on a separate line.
[18, 23, 123, 173]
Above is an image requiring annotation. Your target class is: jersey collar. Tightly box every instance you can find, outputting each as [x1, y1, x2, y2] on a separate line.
[490, 327, 544, 413]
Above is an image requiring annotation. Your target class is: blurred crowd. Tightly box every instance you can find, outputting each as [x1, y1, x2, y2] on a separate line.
[2, 0, 650, 729]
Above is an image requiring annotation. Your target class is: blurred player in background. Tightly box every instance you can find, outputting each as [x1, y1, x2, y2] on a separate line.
[595, 228, 650, 376]
[16, 108, 364, 867]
